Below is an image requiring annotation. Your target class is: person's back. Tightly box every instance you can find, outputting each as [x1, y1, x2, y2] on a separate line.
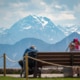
[72, 38, 80, 51]
[23, 46, 42, 77]
[19, 45, 39, 77]
[23, 45, 38, 67]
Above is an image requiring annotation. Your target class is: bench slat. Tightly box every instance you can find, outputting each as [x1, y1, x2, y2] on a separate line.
[36, 52, 80, 66]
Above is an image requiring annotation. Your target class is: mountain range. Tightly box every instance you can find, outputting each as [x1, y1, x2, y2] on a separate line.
[0, 15, 80, 44]
[0, 15, 66, 44]
[0, 32, 80, 68]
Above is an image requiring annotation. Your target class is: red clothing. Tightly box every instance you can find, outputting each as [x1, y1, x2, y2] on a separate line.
[75, 45, 79, 49]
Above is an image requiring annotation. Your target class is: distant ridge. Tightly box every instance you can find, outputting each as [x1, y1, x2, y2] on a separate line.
[0, 32, 80, 67]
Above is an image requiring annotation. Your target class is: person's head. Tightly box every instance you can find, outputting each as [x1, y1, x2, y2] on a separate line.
[69, 42, 75, 51]
[73, 38, 78, 42]
[73, 38, 79, 44]
[30, 45, 36, 49]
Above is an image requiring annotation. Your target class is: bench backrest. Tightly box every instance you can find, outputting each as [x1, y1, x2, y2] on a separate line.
[37, 52, 80, 67]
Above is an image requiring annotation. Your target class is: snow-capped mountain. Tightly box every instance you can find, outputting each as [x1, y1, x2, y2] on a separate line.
[0, 15, 65, 44]
[57, 25, 80, 36]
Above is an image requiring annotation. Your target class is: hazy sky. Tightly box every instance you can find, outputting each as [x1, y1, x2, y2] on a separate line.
[0, 0, 80, 29]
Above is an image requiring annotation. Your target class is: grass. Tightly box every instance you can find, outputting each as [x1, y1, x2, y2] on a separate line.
[0, 76, 24, 80]
[0, 76, 80, 80]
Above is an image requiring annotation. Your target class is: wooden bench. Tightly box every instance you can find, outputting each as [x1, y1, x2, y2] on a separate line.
[34, 52, 80, 77]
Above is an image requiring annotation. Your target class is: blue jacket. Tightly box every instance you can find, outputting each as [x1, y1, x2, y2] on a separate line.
[23, 48, 37, 57]
[23, 47, 38, 67]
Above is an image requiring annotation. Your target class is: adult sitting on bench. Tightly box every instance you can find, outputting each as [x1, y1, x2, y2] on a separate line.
[19, 45, 41, 77]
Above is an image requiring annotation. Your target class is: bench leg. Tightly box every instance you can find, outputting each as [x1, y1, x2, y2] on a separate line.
[33, 67, 41, 78]
[37, 68, 41, 78]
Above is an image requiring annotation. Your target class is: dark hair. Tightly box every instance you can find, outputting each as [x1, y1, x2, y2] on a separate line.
[73, 38, 79, 42]
[30, 45, 36, 49]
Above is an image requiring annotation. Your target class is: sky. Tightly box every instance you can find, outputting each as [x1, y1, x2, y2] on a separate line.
[0, 0, 80, 29]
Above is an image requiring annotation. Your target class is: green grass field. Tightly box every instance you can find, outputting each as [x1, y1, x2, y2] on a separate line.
[0, 76, 80, 80]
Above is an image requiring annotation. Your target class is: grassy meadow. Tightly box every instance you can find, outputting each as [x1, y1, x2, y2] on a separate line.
[0, 76, 80, 80]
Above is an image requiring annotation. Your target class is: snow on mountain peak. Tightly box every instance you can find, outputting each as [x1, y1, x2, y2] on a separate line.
[58, 25, 80, 36]
[22, 26, 32, 30]
[40, 17, 48, 27]
[1, 15, 78, 44]
[32, 15, 48, 28]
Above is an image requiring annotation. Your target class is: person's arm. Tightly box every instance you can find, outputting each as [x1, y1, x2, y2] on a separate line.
[23, 49, 29, 57]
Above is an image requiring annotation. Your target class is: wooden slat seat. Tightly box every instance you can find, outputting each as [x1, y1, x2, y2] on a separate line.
[36, 52, 80, 67]
[33, 52, 80, 77]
